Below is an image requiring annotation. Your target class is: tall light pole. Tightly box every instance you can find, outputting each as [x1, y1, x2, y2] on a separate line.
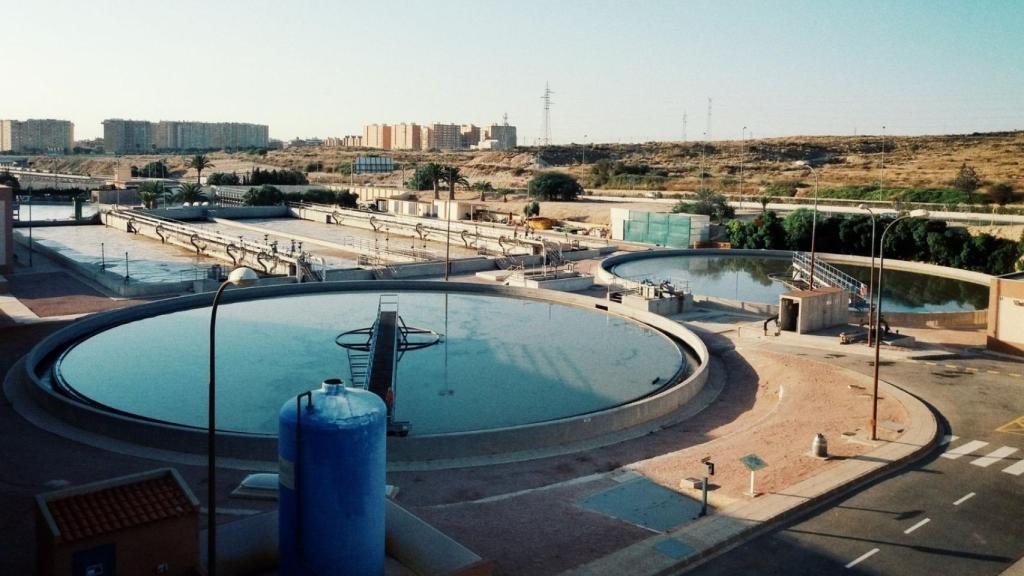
[871, 209, 928, 440]
[207, 266, 258, 576]
[857, 204, 877, 345]
[739, 126, 747, 195]
[879, 125, 886, 200]
[796, 162, 820, 288]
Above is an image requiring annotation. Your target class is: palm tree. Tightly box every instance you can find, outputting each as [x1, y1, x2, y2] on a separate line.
[440, 165, 469, 201]
[421, 162, 444, 200]
[471, 180, 495, 201]
[187, 154, 215, 185]
[137, 181, 168, 209]
[176, 182, 208, 204]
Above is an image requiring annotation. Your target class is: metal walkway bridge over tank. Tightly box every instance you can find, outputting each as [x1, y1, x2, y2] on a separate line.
[335, 294, 440, 435]
[791, 251, 867, 308]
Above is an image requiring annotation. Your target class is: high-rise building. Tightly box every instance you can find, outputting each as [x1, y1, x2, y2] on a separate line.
[485, 123, 517, 150]
[419, 126, 433, 150]
[362, 124, 392, 150]
[0, 119, 74, 154]
[104, 119, 268, 153]
[460, 124, 481, 148]
[391, 123, 421, 150]
[103, 119, 156, 154]
[429, 123, 462, 150]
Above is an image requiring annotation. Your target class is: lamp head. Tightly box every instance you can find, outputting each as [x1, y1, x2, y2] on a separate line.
[909, 209, 930, 218]
[857, 203, 867, 210]
[226, 267, 258, 287]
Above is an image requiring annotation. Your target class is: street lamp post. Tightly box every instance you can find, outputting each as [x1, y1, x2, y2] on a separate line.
[739, 126, 747, 195]
[871, 209, 928, 440]
[796, 162, 820, 288]
[207, 266, 258, 576]
[857, 204, 878, 345]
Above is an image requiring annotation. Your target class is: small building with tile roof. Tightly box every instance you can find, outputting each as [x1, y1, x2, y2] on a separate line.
[35, 468, 200, 576]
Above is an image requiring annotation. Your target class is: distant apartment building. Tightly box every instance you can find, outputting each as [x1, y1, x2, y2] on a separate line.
[391, 123, 421, 150]
[324, 135, 363, 147]
[0, 119, 74, 154]
[430, 123, 462, 150]
[460, 124, 481, 148]
[485, 123, 517, 150]
[103, 119, 157, 154]
[359, 119, 516, 150]
[363, 124, 392, 150]
[104, 119, 268, 153]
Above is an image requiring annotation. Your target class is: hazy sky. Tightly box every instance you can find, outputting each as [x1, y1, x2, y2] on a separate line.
[6, 0, 1023, 143]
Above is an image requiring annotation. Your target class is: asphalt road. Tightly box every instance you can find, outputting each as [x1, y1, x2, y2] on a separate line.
[687, 345, 1024, 575]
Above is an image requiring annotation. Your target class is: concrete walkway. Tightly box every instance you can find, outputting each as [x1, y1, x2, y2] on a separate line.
[561, 379, 937, 575]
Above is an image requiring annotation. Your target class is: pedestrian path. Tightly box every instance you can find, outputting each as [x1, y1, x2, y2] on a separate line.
[939, 435, 1024, 476]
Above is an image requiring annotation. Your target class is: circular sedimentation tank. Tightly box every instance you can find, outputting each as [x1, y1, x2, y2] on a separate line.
[25, 282, 708, 464]
[604, 251, 990, 313]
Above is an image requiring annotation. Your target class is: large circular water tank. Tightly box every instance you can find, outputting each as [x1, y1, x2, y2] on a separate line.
[279, 379, 386, 575]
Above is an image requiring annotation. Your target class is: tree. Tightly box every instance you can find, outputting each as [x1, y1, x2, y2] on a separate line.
[137, 181, 168, 209]
[673, 188, 734, 223]
[523, 201, 540, 217]
[407, 162, 444, 200]
[989, 182, 1016, 207]
[243, 185, 285, 206]
[187, 154, 215, 184]
[528, 171, 582, 201]
[0, 170, 20, 192]
[175, 182, 208, 204]
[206, 172, 240, 185]
[952, 163, 981, 203]
[440, 165, 469, 200]
[137, 160, 169, 178]
[471, 180, 495, 201]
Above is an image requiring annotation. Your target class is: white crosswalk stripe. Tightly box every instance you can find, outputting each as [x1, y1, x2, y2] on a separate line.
[941, 440, 989, 460]
[1002, 458, 1024, 476]
[970, 446, 1018, 468]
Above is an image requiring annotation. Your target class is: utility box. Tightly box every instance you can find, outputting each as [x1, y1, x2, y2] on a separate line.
[35, 468, 200, 576]
[779, 287, 848, 334]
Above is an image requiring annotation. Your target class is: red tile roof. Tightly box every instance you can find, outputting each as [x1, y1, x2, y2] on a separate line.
[43, 475, 197, 543]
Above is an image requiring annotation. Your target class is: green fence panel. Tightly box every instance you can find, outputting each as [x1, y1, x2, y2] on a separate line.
[625, 220, 648, 243]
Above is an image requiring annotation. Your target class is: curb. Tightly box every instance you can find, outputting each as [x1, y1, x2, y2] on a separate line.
[562, 376, 941, 576]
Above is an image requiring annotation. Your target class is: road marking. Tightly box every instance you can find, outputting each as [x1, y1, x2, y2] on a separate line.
[1003, 459, 1024, 476]
[845, 548, 880, 569]
[971, 446, 1019, 468]
[945, 364, 959, 369]
[904, 518, 931, 534]
[1009, 373, 1022, 378]
[964, 367, 979, 373]
[925, 361, 937, 366]
[941, 440, 989, 459]
[987, 370, 1001, 375]
[953, 492, 976, 506]
[939, 434, 959, 446]
[995, 416, 1024, 436]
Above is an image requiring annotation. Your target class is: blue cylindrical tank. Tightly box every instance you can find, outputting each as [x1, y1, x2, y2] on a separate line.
[279, 378, 387, 576]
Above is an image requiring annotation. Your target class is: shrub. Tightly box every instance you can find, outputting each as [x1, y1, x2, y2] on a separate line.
[527, 172, 582, 201]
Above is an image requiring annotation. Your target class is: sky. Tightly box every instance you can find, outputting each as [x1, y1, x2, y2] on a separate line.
[5, 0, 1023, 144]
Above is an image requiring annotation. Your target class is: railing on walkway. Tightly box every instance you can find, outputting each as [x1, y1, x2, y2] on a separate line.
[791, 251, 866, 306]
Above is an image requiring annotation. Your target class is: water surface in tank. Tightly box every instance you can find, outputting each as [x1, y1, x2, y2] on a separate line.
[611, 254, 987, 312]
[57, 291, 690, 435]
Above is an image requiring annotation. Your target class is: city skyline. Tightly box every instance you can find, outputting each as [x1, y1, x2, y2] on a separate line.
[4, 0, 1023, 144]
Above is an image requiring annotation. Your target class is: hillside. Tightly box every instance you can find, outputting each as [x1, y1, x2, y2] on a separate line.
[26, 131, 1024, 201]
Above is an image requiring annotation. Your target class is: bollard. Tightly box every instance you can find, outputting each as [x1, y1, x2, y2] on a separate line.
[811, 433, 828, 458]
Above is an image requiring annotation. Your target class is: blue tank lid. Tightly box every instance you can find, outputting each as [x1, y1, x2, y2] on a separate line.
[281, 378, 386, 429]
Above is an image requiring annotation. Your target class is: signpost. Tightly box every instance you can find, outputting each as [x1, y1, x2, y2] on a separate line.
[739, 453, 768, 497]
